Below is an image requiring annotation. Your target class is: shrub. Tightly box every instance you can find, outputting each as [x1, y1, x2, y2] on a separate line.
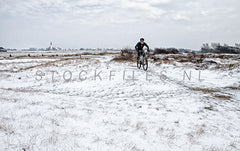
[111, 49, 136, 62]
[154, 48, 179, 54]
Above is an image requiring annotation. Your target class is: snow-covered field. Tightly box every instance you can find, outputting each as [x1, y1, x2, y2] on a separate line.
[0, 51, 240, 151]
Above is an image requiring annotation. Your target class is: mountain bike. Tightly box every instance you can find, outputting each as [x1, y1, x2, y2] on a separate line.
[137, 50, 148, 71]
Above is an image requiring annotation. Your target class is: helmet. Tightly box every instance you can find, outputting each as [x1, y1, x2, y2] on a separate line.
[140, 38, 144, 41]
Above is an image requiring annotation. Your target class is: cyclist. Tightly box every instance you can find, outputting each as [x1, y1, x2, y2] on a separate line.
[135, 38, 149, 60]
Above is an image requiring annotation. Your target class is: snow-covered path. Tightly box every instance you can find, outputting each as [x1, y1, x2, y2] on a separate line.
[0, 52, 240, 151]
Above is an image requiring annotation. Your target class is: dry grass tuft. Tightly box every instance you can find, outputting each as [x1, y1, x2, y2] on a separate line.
[189, 87, 218, 93]
[204, 106, 214, 111]
[111, 56, 136, 62]
[224, 86, 240, 90]
[0, 122, 15, 134]
[213, 94, 232, 100]
[111, 51, 136, 63]
[187, 124, 206, 144]
[155, 59, 176, 66]
[81, 52, 118, 56]
[0, 57, 91, 73]
[189, 87, 232, 100]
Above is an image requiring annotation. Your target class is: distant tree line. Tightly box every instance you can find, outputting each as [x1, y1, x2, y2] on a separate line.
[0, 47, 7, 52]
[201, 43, 240, 54]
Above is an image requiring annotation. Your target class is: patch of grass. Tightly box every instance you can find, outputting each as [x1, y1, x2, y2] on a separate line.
[155, 59, 176, 66]
[0, 57, 91, 73]
[224, 86, 240, 90]
[99, 52, 119, 55]
[189, 87, 232, 100]
[189, 87, 218, 93]
[213, 94, 232, 100]
[227, 62, 240, 69]
[6, 52, 117, 60]
[152, 53, 207, 64]
[82, 52, 118, 56]
[81, 52, 93, 55]
[187, 124, 206, 144]
[166, 131, 176, 140]
[111, 51, 136, 63]
[111, 56, 135, 62]
[204, 106, 214, 111]
[0, 122, 15, 134]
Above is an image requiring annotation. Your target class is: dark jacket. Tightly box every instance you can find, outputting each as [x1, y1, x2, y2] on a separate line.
[135, 42, 149, 51]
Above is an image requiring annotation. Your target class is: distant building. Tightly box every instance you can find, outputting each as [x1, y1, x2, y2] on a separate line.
[46, 42, 60, 50]
[50, 42, 53, 50]
[47, 42, 53, 50]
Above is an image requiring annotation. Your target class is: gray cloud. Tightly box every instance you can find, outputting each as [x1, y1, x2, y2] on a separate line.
[0, 0, 239, 49]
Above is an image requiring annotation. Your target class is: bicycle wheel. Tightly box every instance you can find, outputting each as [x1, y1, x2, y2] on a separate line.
[137, 58, 141, 69]
[143, 57, 148, 71]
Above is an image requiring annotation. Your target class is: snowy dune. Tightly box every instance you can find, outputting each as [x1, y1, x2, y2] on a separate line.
[0, 51, 240, 151]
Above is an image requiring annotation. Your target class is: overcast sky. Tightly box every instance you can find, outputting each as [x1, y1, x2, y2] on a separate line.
[0, 0, 239, 50]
